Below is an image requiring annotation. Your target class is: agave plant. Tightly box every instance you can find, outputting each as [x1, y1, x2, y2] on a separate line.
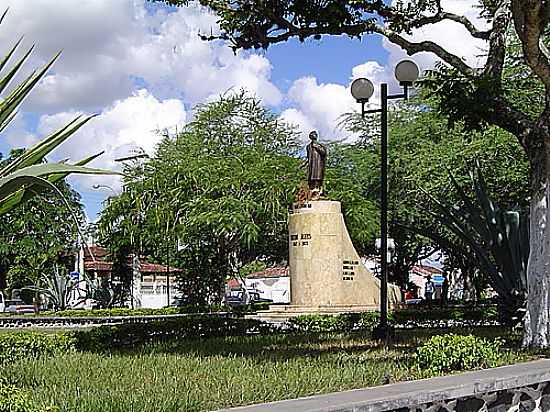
[23, 266, 85, 311]
[0, 9, 111, 216]
[83, 275, 116, 308]
[420, 164, 528, 321]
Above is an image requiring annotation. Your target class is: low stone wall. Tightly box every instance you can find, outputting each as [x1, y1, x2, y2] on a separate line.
[0, 312, 235, 329]
[219, 360, 550, 412]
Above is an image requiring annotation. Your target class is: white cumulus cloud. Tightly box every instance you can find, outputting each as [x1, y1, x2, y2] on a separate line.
[0, 0, 281, 113]
[385, 0, 490, 71]
[282, 77, 355, 142]
[280, 0, 489, 144]
[40, 89, 187, 191]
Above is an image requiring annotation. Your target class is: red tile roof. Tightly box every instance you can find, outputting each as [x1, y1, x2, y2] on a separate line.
[83, 245, 182, 274]
[412, 265, 445, 277]
[84, 261, 112, 272]
[248, 266, 288, 279]
[227, 278, 241, 290]
[84, 246, 110, 259]
[85, 260, 181, 273]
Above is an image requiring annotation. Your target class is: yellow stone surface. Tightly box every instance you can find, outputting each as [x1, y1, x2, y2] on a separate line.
[287, 200, 399, 309]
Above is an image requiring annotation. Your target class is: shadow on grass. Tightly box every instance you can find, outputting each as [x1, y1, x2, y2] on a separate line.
[123, 332, 389, 359]
[91, 326, 518, 364]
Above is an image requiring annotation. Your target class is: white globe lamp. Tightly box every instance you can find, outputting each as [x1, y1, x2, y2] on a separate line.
[394, 60, 420, 86]
[351, 78, 375, 102]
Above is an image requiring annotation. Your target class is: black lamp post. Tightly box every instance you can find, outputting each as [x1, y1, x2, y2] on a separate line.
[350, 60, 419, 340]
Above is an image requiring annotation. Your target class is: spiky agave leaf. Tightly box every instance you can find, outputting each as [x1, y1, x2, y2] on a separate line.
[23, 266, 88, 311]
[0, 163, 113, 201]
[0, 9, 115, 219]
[0, 51, 61, 131]
[0, 115, 97, 176]
[0, 151, 105, 215]
[420, 165, 528, 309]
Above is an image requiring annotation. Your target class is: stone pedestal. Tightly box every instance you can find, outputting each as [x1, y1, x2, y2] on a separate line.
[259, 200, 399, 320]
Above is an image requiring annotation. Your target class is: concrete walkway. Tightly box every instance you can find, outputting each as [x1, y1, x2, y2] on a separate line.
[217, 359, 550, 412]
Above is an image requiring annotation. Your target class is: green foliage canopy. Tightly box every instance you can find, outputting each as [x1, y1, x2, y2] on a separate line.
[98, 93, 378, 303]
[0, 150, 85, 292]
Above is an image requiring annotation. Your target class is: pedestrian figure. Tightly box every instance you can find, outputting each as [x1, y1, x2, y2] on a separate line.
[441, 275, 449, 306]
[425, 275, 434, 303]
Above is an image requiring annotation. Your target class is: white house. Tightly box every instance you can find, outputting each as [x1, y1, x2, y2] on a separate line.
[243, 267, 290, 304]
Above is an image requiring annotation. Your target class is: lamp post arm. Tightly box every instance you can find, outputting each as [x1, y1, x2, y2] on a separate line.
[388, 84, 410, 100]
[362, 108, 382, 116]
[388, 93, 407, 100]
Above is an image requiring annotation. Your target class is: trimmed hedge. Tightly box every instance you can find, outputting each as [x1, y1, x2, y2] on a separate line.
[0, 317, 277, 360]
[287, 306, 499, 334]
[39, 306, 221, 317]
[72, 316, 278, 351]
[0, 332, 75, 365]
[416, 334, 502, 373]
[0, 307, 502, 361]
[393, 306, 499, 328]
[9, 303, 272, 318]
[289, 312, 380, 333]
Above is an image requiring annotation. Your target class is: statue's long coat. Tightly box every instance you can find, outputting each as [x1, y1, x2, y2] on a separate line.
[306, 142, 327, 183]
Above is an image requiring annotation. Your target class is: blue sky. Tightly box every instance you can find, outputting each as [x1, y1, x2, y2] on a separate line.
[0, 1, 485, 220]
[266, 36, 389, 92]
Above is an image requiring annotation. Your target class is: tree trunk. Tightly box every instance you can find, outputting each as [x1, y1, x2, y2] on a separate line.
[523, 132, 550, 348]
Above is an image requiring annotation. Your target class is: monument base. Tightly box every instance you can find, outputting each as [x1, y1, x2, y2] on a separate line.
[287, 200, 400, 309]
[252, 303, 380, 322]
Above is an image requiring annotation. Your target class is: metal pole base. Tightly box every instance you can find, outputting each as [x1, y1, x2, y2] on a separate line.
[371, 323, 395, 341]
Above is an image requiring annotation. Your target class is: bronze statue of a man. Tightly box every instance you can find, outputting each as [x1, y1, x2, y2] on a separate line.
[306, 130, 327, 193]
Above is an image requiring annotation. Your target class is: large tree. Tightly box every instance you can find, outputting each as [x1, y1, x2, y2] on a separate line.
[156, 0, 550, 347]
[0, 190, 84, 293]
[0, 150, 85, 294]
[99, 93, 378, 304]
[343, 99, 529, 295]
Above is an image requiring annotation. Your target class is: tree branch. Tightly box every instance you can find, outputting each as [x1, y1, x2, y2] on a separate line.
[482, 95, 537, 150]
[483, 0, 512, 79]
[512, 0, 550, 89]
[206, 2, 482, 77]
[374, 26, 478, 77]
[412, 12, 491, 40]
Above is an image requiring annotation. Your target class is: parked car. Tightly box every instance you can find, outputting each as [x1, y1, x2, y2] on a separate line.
[224, 291, 245, 307]
[0, 292, 4, 313]
[171, 295, 192, 307]
[224, 290, 272, 307]
[4, 299, 35, 314]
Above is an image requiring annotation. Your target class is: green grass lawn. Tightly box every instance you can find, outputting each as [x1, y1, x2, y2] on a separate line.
[1, 328, 533, 412]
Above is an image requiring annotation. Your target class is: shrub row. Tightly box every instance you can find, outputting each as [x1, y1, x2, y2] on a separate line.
[288, 312, 380, 333]
[0, 307, 502, 361]
[416, 334, 502, 373]
[15, 303, 271, 318]
[0, 317, 276, 363]
[393, 306, 499, 328]
[287, 306, 499, 334]
[0, 332, 74, 365]
[71, 316, 278, 351]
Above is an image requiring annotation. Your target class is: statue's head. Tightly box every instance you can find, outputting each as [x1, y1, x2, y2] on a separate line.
[309, 131, 318, 141]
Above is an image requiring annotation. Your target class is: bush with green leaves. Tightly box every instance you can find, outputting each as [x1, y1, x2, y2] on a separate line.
[34, 303, 267, 317]
[72, 316, 278, 351]
[393, 306, 499, 328]
[0, 379, 57, 412]
[289, 312, 380, 333]
[0, 332, 75, 365]
[416, 334, 502, 373]
[287, 307, 498, 333]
